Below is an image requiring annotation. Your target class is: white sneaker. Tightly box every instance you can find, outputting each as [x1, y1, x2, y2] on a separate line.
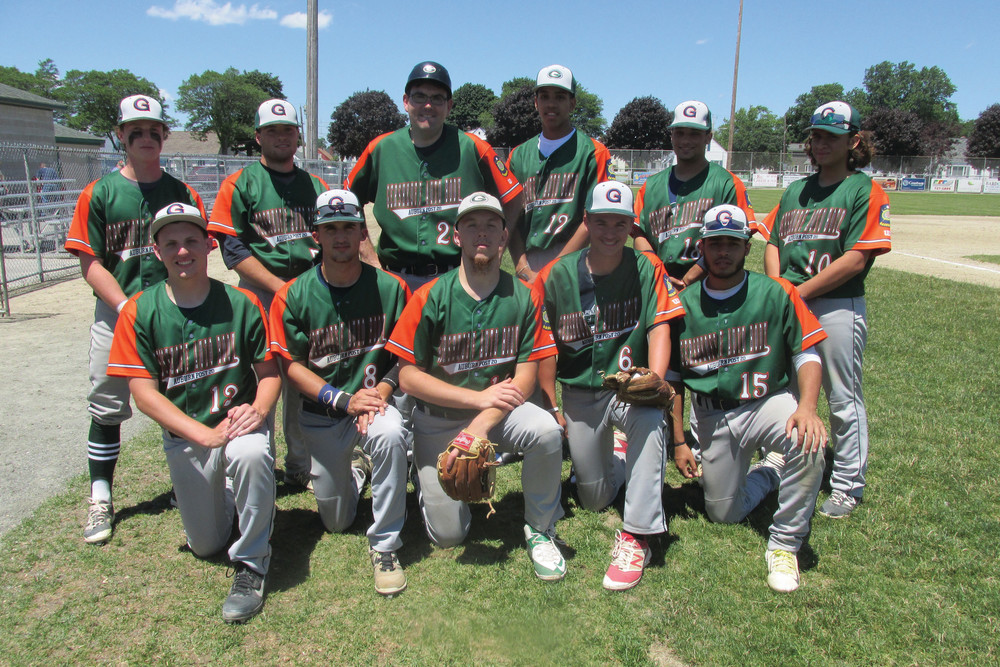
[765, 549, 800, 593]
[524, 524, 567, 581]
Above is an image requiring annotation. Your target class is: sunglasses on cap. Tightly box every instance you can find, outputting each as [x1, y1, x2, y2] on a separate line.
[702, 213, 751, 237]
[809, 112, 858, 131]
[316, 202, 362, 218]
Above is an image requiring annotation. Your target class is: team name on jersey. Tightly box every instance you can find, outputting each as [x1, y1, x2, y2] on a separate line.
[778, 207, 846, 242]
[308, 314, 388, 369]
[155, 332, 240, 388]
[438, 325, 520, 374]
[387, 177, 462, 219]
[523, 173, 578, 212]
[106, 218, 154, 260]
[251, 206, 314, 247]
[682, 322, 771, 375]
[556, 297, 640, 350]
[649, 198, 712, 242]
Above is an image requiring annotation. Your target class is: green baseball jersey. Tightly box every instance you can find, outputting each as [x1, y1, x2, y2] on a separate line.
[673, 272, 826, 400]
[107, 280, 272, 428]
[762, 172, 891, 298]
[634, 163, 754, 279]
[533, 248, 685, 389]
[208, 161, 329, 280]
[385, 270, 555, 391]
[65, 170, 207, 296]
[506, 130, 611, 252]
[270, 264, 410, 397]
[345, 125, 522, 269]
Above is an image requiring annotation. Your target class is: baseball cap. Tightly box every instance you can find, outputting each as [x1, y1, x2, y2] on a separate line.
[255, 99, 299, 129]
[586, 181, 635, 218]
[151, 202, 207, 239]
[669, 100, 712, 131]
[701, 204, 752, 240]
[535, 64, 576, 95]
[405, 61, 452, 96]
[807, 101, 861, 135]
[456, 192, 505, 227]
[118, 95, 165, 124]
[314, 189, 364, 225]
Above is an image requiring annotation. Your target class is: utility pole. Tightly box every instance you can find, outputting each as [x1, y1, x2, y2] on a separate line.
[727, 0, 744, 158]
[306, 0, 318, 159]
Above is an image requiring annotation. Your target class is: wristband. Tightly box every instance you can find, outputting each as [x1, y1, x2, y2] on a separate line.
[116, 299, 128, 313]
[318, 384, 352, 413]
[548, 407, 560, 414]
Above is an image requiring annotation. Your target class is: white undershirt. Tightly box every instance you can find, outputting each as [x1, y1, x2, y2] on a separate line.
[538, 128, 576, 158]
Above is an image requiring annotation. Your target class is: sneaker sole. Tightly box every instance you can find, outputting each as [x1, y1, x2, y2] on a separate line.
[602, 574, 642, 591]
[767, 576, 799, 593]
[533, 567, 566, 582]
[83, 529, 112, 544]
[375, 582, 407, 596]
[817, 509, 852, 519]
[222, 603, 264, 623]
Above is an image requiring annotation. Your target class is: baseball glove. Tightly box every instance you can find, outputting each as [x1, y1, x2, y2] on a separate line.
[601, 367, 676, 409]
[437, 430, 500, 515]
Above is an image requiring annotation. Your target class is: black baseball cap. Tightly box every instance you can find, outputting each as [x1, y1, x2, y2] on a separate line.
[405, 61, 452, 97]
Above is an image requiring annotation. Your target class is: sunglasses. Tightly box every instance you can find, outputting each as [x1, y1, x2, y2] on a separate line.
[809, 112, 858, 130]
[702, 214, 750, 235]
[316, 202, 361, 218]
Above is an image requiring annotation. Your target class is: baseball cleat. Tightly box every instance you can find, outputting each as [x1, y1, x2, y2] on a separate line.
[524, 524, 567, 581]
[766, 549, 800, 592]
[222, 563, 266, 623]
[603, 530, 651, 591]
[818, 490, 859, 519]
[370, 549, 407, 596]
[83, 497, 114, 544]
[283, 470, 314, 492]
[612, 429, 628, 462]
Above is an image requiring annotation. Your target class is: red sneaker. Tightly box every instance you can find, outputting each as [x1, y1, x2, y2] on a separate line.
[612, 430, 628, 461]
[602, 530, 651, 591]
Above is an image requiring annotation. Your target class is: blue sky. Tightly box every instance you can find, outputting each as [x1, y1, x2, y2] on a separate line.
[1, 0, 996, 139]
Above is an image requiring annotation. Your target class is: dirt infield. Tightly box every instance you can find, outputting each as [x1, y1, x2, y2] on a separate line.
[0, 214, 996, 536]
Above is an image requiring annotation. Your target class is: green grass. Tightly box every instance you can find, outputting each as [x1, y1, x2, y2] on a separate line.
[748, 188, 1000, 217]
[3, 262, 999, 665]
[967, 255, 1000, 266]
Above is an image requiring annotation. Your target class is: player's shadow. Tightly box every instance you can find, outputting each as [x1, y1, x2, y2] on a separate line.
[266, 507, 327, 592]
[114, 488, 175, 527]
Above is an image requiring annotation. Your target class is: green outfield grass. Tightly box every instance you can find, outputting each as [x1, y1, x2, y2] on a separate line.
[748, 188, 1000, 217]
[2, 256, 998, 665]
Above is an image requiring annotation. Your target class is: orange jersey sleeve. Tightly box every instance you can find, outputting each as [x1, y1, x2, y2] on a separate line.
[234, 286, 274, 363]
[775, 277, 827, 350]
[268, 279, 295, 360]
[756, 205, 779, 244]
[640, 251, 685, 326]
[469, 132, 522, 204]
[852, 181, 891, 256]
[731, 172, 755, 221]
[631, 181, 648, 237]
[591, 138, 612, 183]
[206, 170, 242, 237]
[106, 297, 153, 379]
[64, 180, 99, 256]
[526, 278, 557, 362]
[384, 279, 435, 365]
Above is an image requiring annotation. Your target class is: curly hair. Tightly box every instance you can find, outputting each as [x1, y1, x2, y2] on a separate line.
[804, 130, 875, 170]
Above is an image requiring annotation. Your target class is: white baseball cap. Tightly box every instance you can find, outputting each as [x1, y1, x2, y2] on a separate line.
[314, 189, 364, 225]
[586, 181, 634, 218]
[535, 64, 576, 95]
[255, 99, 299, 129]
[669, 100, 712, 131]
[118, 95, 165, 124]
[456, 192, 505, 227]
[701, 204, 752, 240]
[151, 202, 207, 239]
[807, 101, 861, 136]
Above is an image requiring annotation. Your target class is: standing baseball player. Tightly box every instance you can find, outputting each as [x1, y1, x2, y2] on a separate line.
[505, 64, 611, 284]
[633, 100, 754, 288]
[345, 61, 522, 290]
[209, 99, 330, 490]
[270, 189, 411, 596]
[761, 102, 890, 519]
[534, 181, 685, 591]
[107, 203, 278, 623]
[385, 192, 567, 581]
[65, 94, 206, 544]
[669, 204, 827, 592]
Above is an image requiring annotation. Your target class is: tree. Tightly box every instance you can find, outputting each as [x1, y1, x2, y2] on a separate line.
[784, 83, 846, 142]
[862, 107, 923, 156]
[856, 60, 958, 125]
[571, 84, 606, 138]
[177, 68, 284, 155]
[716, 106, 784, 153]
[327, 90, 406, 158]
[449, 83, 496, 131]
[56, 69, 165, 147]
[0, 59, 60, 99]
[603, 96, 672, 149]
[967, 104, 1000, 158]
[486, 79, 539, 148]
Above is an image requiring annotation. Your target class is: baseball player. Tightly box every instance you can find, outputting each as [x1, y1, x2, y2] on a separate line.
[270, 189, 411, 596]
[345, 61, 523, 290]
[107, 203, 278, 623]
[505, 64, 611, 284]
[633, 100, 754, 288]
[65, 94, 206, 544]
[668, 204, 827, 592]
[385, 192, 567, 581]
[534, 181, 685, 591]
[209, 99, 330, 490]
[761, 101, 891, 519]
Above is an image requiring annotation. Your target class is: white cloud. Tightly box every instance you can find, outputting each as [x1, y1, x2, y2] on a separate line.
[696, 38, 709, 45]
[159, 88, 173, 102]
[280, 10, 333, 29]
[147, 1, 277, 26]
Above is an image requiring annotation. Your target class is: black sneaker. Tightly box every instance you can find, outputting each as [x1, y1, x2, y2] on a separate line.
[222, 563, 266, 623]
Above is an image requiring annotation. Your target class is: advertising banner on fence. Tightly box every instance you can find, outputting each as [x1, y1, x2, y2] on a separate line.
[984, 180, 1000, 194]
[930, 178, 956, 192]
[633, 172, 655, 186]
[874, 178, 898, 191]
[900, 177, 927, 192]
[957, 178, 983, 193]
[752, 173, 779, 188]
[782, 173, 807, 188]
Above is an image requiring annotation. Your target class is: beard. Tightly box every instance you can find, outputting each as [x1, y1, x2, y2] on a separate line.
[472, 254, 494, 272]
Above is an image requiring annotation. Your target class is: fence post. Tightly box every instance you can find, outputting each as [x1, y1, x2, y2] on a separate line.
[0, 221, 9, 316]
[21, 152, 45, 282]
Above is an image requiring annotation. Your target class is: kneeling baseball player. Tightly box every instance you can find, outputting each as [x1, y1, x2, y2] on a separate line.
[669, 205, 827, 592]
[385, 192, 567, 581]
[534, 181, 685, 591]
[270, 190, 411, 596]
[107, 203, 278, 623]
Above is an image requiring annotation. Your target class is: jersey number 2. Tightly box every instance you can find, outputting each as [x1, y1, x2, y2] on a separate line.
[436, 221, 458, 246]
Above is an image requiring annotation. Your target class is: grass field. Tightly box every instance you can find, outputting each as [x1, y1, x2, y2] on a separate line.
[2, 240, 999, 665]
[746, 188, 1000, 217]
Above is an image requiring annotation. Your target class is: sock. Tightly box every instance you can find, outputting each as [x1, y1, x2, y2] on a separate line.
[88, 420, 120, 498]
